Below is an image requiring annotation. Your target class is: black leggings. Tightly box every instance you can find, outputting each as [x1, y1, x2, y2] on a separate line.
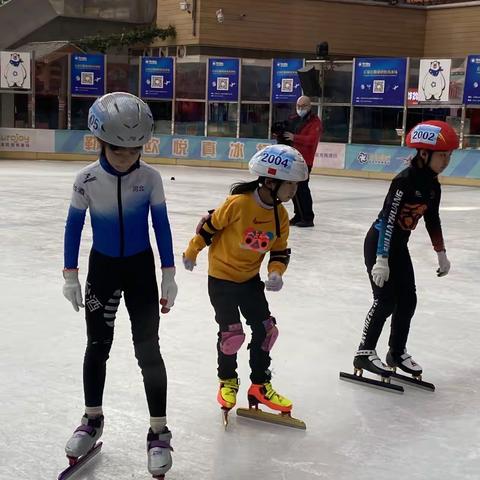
[208, 275, 274, 384]
[83, 248, 167, 417]
[359, 226, 417, 353]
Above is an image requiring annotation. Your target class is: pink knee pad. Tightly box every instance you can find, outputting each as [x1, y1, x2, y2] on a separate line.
[261, 317, 279, 352]
[220, 323, 245, 355]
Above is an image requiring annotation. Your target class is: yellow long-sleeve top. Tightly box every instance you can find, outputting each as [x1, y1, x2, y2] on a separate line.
[184, 191, 290, 283]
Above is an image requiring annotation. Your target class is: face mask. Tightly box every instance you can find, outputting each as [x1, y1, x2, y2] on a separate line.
[296, 107, 310, 117]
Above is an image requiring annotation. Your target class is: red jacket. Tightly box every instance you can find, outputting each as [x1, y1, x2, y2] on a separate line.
[291, 113, 322, 167]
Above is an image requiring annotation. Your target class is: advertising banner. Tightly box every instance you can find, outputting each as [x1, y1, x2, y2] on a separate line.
[345, 144, 414, 173]
[140, 57, 174, 100]
[207, 58, 240, 101]
[314, 142, 345, 169]
[0, 128, 54, 152]
[0, 51, 31, 89]
[352, 58, 407, 106]
[463, 55, 480, 105]
[272, 59, 303, 103]
[417, 59, 451, 102]
[71, 54, 105, 96]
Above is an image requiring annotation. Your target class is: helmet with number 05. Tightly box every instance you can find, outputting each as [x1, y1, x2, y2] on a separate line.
[249, 144, 308, 182]
[88, 92, 154, 147]
[406, 120, 459, 151]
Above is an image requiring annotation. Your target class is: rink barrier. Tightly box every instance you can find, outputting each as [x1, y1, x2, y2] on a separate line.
[1, 129, 479, 186]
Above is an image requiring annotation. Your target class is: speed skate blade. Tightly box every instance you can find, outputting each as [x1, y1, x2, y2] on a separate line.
[236, 407, 306, 430]
[339, 371, 404, 393]
[390, 372, 435, 392]
[58, 442, 102, 480]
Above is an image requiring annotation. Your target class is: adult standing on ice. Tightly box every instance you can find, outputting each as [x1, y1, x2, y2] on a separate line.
[62, 92, 177, 479]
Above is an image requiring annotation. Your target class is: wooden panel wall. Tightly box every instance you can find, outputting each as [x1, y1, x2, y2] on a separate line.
[425, 6, 480, 57]
[197, 0, 426, 57]
[156, 0, 200, 46]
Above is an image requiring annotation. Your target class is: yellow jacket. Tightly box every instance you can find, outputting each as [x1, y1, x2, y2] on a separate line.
[184, 192, 290, 283]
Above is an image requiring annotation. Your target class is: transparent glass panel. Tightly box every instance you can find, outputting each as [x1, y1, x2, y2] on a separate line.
[406, 107, 461, 133]
[352, 107, 403, 145]
[106, 56, 139, 95]
[207, 102, 238, 137]
[240, 103, 270, 139]
[0, 93, 31, 128]
[174, 101, 205, 135]
[147, 100, 172, 134]
[241, 65, 270, 102]
[321, 105, 350, 143]
[323, 62, 353, 104]
[176, 62, 206, 99]
[71, 97, 95, 130]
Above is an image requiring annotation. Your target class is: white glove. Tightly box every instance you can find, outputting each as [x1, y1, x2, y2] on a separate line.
[265, 272, 283, 292]
[371, 256, 389, 288]
[63, 269, 84, 312]
[436, 250, 451, 277]
[160, 267, 177, 313]
[182, 253, 196, 271]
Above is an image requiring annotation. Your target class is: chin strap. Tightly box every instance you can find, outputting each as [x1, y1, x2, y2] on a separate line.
[272, 182, 282, 238]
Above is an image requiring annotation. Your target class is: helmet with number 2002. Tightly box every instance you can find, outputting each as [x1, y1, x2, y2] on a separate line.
[406, 120, 459, 151]
[249, 144, 309, 182]
[88, 92, 154, 147]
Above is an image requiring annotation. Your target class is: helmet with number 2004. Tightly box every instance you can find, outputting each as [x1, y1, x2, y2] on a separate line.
[249, 144, 308, 182]
[406, 120, 459, 151]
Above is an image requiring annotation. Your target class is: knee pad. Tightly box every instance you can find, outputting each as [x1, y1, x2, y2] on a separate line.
[261, 316, 279, 352]
[220, 323, 245, 355]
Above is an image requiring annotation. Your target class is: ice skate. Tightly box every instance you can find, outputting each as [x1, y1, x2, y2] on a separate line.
[147, 427, 173, 479]
[65, 415, 104, 464]
[386, 349, 435, 391]
[386, 349, 422, 376]
[236, 382, 306, 429]
[217, 377, 240, 426]
[339, 350, 404, 393]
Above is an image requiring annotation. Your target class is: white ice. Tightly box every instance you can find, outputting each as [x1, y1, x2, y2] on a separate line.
[1, 160, 479, 480]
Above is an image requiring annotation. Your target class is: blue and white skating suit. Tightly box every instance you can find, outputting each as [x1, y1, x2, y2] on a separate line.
[64, 155, 174, 269]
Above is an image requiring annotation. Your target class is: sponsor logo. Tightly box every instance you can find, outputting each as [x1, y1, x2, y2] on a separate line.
[83, 173, 97, 183]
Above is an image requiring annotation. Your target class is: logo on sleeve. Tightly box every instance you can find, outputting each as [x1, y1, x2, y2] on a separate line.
[83, 173, 97, 183]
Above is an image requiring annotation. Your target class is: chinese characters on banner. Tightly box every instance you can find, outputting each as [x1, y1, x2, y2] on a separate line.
[140, 57, 174, 99]
[208, 58, 240, 101]
[0, 51, 31, 90]
[71, 54, 105, 96]
[352, 58, 407, 106]
[272, 59, 303, 103]
[463, 55, 480, 105]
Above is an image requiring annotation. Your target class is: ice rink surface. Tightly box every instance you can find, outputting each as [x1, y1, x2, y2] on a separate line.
[1, 159, 479, 480]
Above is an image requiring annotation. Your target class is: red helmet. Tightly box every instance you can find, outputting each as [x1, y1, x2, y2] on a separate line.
[406, 120, 459, 151]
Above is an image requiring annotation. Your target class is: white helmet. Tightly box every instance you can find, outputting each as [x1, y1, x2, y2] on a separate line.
[88, 92, 154, 147]
[249, 144, 308, 182]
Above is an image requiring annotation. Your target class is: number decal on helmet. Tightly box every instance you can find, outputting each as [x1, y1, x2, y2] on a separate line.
[259, 152, 292, 169]
[410, 125, 441, 145]
[88, 113, 99, 131]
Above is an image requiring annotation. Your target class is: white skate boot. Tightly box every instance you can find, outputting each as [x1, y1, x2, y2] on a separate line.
[65, 415, 104, 462]
[386, 349, 423, 376]
[147, 427, 173, 479]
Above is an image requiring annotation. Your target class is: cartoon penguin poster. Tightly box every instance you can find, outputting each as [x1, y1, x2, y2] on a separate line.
[0, 51, 31, 89]
[418, 58, 451, 102]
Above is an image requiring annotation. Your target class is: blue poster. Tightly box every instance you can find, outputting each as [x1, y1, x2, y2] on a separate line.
[140, 57, 174, 100]
[208, 58, 239, 101]
[463, 55, 480, 105]
[71, 54, 105, 96]
[272, 59, 303, 103]
[352, 58, 407, 107]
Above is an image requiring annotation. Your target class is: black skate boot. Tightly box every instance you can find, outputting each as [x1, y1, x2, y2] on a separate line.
[386, 349, 423, 376]
[353, 349, 393, 377]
